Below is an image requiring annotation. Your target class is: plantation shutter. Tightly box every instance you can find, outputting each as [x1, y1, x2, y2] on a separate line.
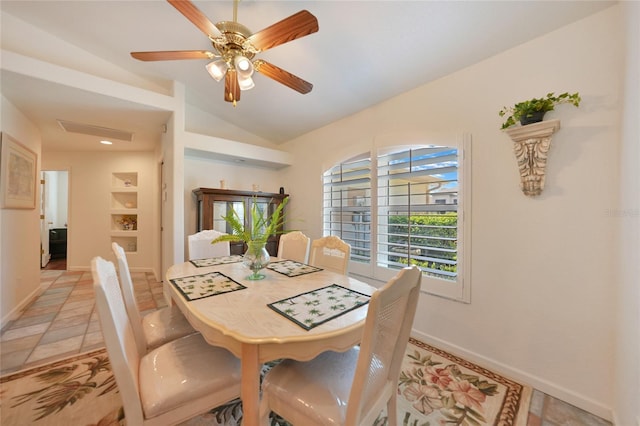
[376, 146, 459, 280]
[322, 155, 371, 264]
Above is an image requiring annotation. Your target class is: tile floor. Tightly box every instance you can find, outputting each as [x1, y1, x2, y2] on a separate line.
[1, 269, 612, 426]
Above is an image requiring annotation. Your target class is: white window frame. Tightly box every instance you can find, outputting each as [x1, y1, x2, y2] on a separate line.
[322, 133, 471, 302]
[322, 155, 372, 265]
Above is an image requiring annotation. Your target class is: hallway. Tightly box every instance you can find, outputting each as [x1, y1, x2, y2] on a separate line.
[0, 269, 164, 375]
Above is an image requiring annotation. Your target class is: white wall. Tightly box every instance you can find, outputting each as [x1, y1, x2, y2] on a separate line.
[0, 96, 42, 326]
[160, 112, 181, 295]
[1, 11, 170, 95]
[43, 151, 160, 277]
[614, 2, 640, 425]
[185, 103, 277, 149]
[280, 6, 624, 419]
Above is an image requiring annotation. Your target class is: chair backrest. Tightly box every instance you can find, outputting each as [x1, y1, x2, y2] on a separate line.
[346, 265, 421, 425]
[91, 256, 146, 425]
[111, 242, 147, 355]
[309, 235, 351, 275]
[277, 231, 311, 263]
[187, 230, 231, 260]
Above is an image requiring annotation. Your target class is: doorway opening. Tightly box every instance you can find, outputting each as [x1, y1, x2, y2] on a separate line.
[41, 170, 69, 270]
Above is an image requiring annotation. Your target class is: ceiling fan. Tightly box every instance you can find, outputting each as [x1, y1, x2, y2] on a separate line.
[131, 0, 319, 105]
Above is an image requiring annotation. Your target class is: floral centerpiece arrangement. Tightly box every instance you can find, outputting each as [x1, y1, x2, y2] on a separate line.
[211, 197, 288, 280]
[116, 215, 137, 230]
[499, 92, 581, 129]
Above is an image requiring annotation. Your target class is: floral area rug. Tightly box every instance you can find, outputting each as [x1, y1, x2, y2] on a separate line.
[0, 348, 123, 426]
[0, 338, 531, 425]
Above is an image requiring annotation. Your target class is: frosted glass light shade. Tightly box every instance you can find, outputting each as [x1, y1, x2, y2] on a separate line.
[238, 75, 255, 91]
[234, 55, 252, 72]
[205, 60, 228, 81]
[234, 55, 254, 78]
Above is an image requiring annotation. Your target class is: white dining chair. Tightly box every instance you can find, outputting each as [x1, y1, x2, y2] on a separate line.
[309, 235, 351, 275]
[112, 242, 196, 355]
[259, 265, 422, 426]
[187, 229, 230, 260]
[276, 231, 311, 263]
[91, 256, 242, 425]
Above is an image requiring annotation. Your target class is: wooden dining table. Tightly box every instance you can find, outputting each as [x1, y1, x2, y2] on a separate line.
[165, 256, 376, 426]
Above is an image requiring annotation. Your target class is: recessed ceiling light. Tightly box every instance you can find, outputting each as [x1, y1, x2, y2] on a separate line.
[100, 140, 113, 145]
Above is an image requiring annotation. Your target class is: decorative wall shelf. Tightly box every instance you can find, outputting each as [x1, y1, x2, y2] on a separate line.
[110, 172, 139, 252]
[504, 119, 560, 197]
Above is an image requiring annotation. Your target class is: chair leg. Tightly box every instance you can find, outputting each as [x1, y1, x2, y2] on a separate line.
[387, 395, 398, 426]
[258, 394, 271, 426]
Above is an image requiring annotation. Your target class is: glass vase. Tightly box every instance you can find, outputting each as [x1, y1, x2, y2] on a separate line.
[243, 241, 270, 280]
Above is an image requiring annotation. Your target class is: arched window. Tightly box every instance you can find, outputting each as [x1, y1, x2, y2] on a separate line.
[322, 135, 471, 301]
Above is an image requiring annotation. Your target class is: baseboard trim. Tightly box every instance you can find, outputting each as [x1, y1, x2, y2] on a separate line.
[67, 265, 157, 281]
[411, 330, 613, 422]
[0, 284, 45, 329]
[66, 266, 89, 272]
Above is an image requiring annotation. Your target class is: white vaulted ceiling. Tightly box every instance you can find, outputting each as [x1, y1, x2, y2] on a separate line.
[0, 1, 616, 151]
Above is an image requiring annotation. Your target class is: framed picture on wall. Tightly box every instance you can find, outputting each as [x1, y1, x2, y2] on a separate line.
[0, 132, 37, 209]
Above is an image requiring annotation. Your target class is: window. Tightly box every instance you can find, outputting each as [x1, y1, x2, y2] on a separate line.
[322, 135, 471, 302]
[322, 155, 371, 263]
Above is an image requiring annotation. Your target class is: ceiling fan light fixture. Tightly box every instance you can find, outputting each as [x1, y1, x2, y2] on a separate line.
[234, 55, 254, 78]
[238, 75, 255, 91]
[234, 55, 251, 71]
[206, 59, 228, 81]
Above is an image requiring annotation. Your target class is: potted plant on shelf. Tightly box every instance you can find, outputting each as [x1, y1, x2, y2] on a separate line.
[211, 197, 288, 280]
[499, 92, 581, 129]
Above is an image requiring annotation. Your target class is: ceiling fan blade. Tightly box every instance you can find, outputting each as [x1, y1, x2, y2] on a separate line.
[167, 0, 223, 39]
[225, 69, 241, 103]
[131, 50, 215, 61]
[247, 10, 318, 52]
[254, 60, 312, 94]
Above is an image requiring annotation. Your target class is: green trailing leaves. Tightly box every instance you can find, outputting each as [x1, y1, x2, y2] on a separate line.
[499, 92, 581, 129]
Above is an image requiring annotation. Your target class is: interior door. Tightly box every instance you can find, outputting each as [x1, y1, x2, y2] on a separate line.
[40, 172, 50, 267]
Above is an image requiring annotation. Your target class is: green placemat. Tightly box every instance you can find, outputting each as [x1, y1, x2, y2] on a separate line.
[189, 255, 245, 268]
[267, 284, 370, 330]
[266, 260, 323, 277]
[171, 271, 246, 301]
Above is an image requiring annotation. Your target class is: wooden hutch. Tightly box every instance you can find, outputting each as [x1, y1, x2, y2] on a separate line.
[193, 188, 289, 256]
